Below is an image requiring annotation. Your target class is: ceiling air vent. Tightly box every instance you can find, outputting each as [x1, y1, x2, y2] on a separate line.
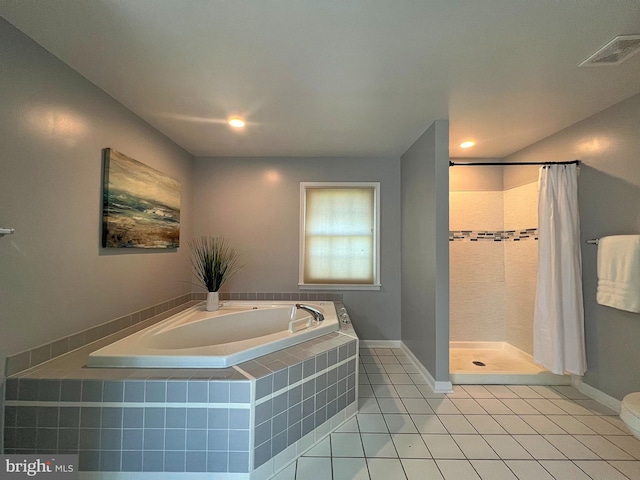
[579, 34, 640, 67]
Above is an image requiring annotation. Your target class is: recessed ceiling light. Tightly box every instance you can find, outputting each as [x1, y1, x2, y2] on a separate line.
[460, 141, 475, 148]
[228, 117, 245, 128]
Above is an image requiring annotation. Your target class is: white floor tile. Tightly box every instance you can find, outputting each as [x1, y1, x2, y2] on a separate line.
[529, 386, 565, 399]
[504, 460, 554, 480]
[304, 436, 331, 457]
[391, 433, 431, 458]
[499, 398, 540, 415]
[551, 398, 595, 416]
[574, 460, 630, 479]
[574, 399, 618, 415]
[538, 460, 591, 479]
[574, 434, 634, 460]
[452, 434, 499, 459]
[417, 384, 445, 399]
[359, 397, 381, 414]
[367, 373, 391, 385]
[608, 460, 640, 479]
[446, 386, 471, 399]
[335, 416, 360, 433]
[462, 385, 495, 398]
[525, 398, 567, 415]
[382, 364, 406, 374]
[435, 459, 481, 480]
[574, 416, 628, 435]
[388, 373, 413, 385]
[358, 384, 375, 397]
[475, 398, 514, 415]
[470, 460, 518, 479]
[547, 415, 596, 435]
[550, 386, 589, 400]
[450, 398, 487, 414]
[519, 415, 566, 434]
[421, 434, 465, 459]
[543, 435, 600, 460]
[603, 415, 634, 433]
[366, 458, 406, 480]
[361, 433, 398, 458]
[295, 457, 333, 480]
[332, 457, 370, 480]
[384, 414, 419, 434]
[507, 386, 543, 399]
[371, 384, 399, 398]
[464, 414, 508, 434]
[363, 363, 385, 374]
[606, 435, 640, 459]
[492, 415, 538, 434]
[272, 462, 296, 480]
[330, 432, 364, 457]
[402, 365, 419, 374]
[401, 459, 443, 480]
[483, 386, 520, 399]
[357, 414, 388, 433]
[408, 373, 428, 385]
[512, 434, 565, 459]
[403, 398, 434, 414]
[377, 397, 408, 414]
[410, 414, 448, 434]
[482, 434, 533, 459]
[439, 414, 477, 434]
[379, 355, 400, 365]
[392, 384, 422, 398]
[426, 398, 460, 415]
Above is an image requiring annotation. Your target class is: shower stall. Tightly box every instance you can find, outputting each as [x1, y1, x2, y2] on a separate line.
[448, 162, 569, 385]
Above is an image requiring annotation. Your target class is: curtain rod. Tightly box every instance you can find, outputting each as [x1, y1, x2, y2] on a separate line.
[449, 160, 580, 167]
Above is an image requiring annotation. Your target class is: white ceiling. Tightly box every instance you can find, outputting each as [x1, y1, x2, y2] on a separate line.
[2, 0, 640, 158]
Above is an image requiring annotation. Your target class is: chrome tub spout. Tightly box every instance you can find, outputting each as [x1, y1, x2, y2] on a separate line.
[295, 304, 325, 322]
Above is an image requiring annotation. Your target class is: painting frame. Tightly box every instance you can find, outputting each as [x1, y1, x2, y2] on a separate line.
[102, 148, 181, 249]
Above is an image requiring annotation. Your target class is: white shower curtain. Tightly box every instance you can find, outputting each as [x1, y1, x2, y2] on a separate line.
[534, 164, 586, 375]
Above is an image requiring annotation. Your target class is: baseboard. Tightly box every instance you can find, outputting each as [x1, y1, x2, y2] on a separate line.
[571, 376, 622, 413]
[400, 342, 453, 393]
[359, 340, 402, 348]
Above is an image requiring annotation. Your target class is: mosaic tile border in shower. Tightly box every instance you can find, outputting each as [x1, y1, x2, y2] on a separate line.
[5, 292, 344, 377]
[449, 228, 538, 242]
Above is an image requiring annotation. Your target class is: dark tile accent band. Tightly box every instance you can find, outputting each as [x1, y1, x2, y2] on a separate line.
[449, 228, 538, 242]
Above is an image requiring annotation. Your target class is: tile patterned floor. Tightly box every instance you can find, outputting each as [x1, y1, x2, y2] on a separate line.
[272, 347, 640, 479]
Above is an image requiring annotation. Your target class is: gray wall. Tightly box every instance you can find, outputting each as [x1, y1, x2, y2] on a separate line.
[505, 92, 640, 400]
[192, 156, 402, 341]
[0, 19, 194, 376]
[401, 120, 450, 381]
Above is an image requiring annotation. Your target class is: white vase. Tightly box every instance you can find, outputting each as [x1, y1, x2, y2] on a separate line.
[206, 291, 219, 312]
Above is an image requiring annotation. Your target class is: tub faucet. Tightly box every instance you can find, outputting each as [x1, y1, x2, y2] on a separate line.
[295, 304, 324, 322]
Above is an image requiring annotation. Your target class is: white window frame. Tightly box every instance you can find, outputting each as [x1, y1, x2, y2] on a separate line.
[299, 181, 381, 290]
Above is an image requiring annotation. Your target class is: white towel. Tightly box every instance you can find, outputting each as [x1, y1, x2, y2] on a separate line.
[597, 235, 640, 313]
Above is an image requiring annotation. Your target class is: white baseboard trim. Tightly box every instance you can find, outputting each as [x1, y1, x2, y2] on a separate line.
[359, 340, 402, 349]
[571, 376, 622, 413]
[400, 342, 453, 393]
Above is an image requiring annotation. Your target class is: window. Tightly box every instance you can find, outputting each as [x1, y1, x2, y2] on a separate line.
[299, 182, 380, 290]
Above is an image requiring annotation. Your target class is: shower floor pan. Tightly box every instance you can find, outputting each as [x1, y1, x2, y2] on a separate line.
[450, 341, 570, 385]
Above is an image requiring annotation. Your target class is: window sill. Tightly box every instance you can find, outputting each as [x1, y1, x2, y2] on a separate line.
[298, 283, 381, 291]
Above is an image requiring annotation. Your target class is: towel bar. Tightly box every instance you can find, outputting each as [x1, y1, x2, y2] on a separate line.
[586, 239, 599, 245]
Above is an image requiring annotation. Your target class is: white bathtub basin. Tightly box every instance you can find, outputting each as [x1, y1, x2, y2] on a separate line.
[87, 301, 339, 368]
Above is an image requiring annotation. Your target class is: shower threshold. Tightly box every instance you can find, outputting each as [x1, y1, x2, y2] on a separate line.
[450, 341, 570, 385]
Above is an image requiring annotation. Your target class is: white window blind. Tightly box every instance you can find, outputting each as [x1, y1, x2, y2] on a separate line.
[300, 183, 380, 289]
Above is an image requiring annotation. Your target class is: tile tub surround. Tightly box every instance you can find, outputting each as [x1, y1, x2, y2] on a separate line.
[3, 315, 358, 479]
[4, 292, 344, 377]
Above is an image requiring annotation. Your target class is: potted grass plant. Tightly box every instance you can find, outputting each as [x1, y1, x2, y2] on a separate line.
[189, 236, 243, 311]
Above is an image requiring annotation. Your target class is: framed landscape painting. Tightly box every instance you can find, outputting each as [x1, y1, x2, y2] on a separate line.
[102, 148, 180, 248]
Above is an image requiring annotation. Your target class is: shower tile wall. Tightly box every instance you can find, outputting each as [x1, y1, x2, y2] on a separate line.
[450, 191, 505, 342]
[450, 181, 538, 354]
[504, 182, 539, 355]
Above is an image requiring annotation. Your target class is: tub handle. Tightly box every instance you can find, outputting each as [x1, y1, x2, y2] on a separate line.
[289, 317, 313, 333]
